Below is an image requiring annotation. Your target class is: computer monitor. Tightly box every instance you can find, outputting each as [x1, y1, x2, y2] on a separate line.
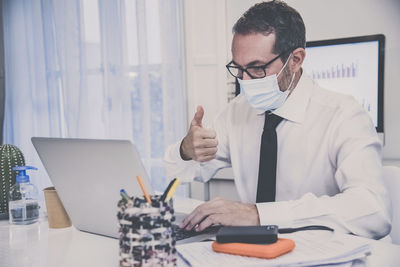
[302, 34, 385, 133]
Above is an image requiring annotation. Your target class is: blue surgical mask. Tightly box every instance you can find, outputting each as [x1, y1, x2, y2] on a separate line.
[238, 55, 295, 111]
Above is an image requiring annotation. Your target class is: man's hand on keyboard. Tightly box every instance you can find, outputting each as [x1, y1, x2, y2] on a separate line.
[178, 197, 260, 232]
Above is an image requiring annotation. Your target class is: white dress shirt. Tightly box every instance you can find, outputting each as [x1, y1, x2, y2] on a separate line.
[164, 73, 391, 239]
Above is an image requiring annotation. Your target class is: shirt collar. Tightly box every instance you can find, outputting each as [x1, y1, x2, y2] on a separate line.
[256, 72, 314, 124]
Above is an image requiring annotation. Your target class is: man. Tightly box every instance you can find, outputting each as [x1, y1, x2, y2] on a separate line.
[164, 0, 391, 239]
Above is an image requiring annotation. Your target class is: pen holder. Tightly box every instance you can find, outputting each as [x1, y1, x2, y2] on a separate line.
[117, 195, 177, 267]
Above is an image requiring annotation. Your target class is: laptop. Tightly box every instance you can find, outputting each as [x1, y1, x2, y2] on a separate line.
[32, 137, 219, 244]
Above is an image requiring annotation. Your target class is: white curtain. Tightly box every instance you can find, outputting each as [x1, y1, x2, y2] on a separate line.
[2, 0, 187, 198]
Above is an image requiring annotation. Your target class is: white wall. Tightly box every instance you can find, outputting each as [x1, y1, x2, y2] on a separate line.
[226, 0, 400, 160]
[182, 0, 229, 128]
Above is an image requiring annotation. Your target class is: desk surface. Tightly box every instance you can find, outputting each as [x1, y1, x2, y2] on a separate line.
[0, 196, 204, 267]
[1, 220, 400, 267]
[1, 194, 400, 267]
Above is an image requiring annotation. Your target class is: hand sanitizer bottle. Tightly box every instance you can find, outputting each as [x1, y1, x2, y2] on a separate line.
[8, 166, 40, 225]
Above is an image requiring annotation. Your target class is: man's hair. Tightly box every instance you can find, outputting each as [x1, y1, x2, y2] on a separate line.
[233, 0, 306, 62]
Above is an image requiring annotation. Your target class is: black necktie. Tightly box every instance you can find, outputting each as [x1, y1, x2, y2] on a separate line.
[256, 112, 284, 203]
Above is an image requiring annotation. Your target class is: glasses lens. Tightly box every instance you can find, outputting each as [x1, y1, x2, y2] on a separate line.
[247, 67, 266, 78]
[227, 66, 241, 78]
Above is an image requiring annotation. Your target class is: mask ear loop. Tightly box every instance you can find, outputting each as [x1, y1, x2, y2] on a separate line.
[277, 53, 292, 78]
[286, 72, 296, 93]
[277, 53, 296, 93]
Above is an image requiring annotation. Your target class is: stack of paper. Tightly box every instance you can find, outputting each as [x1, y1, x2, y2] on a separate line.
[177, 231, 371, 266]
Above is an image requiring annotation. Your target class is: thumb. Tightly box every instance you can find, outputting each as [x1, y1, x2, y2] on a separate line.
[191, 106, 204, 127]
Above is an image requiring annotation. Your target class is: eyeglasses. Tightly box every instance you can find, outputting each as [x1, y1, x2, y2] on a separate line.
[226, 52, 285, 79]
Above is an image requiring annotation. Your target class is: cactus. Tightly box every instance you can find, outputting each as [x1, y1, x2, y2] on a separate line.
[0, 145, 25, 219]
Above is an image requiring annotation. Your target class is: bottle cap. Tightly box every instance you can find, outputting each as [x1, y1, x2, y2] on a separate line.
[12, 166, 38, 183]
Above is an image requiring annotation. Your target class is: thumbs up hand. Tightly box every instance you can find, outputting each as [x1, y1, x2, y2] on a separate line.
[180, 106, 218, 162]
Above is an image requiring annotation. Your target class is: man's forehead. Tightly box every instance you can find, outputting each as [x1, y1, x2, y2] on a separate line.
[231, 32, 276, 65]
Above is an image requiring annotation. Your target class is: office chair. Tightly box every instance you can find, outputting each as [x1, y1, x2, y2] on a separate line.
[383, 166, 400, 245]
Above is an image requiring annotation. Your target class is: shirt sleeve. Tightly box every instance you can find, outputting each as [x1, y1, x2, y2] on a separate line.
[256, 98, 391, 239]
[164, 106, 232, 183]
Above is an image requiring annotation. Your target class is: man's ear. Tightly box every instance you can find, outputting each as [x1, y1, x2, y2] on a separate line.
[290, 47, 306, 73]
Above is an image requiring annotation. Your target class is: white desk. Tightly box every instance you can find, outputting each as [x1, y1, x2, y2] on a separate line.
[1, 220, 118, 267]
[0, 196, 204, 267]
[1, 206, 400, 266]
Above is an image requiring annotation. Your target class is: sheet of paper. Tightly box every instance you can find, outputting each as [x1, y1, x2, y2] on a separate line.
[177, 231, 371, 267]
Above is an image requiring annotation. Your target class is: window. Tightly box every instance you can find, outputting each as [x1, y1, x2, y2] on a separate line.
[3, 0, 187, 195]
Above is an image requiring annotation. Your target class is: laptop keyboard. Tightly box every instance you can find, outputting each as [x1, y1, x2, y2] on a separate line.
[173, 224, 222, 241]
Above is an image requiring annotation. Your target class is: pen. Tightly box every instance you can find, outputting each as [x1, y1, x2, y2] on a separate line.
[120, 189, 132, 202]
[177, 251, 192, 267]
[136, 175, 152, 204]
[165, 178, 180, 202]
[160, 178, 177, 202]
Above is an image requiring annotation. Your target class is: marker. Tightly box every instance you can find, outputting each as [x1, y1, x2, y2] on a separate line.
[136, 175, 152, 204]
[160, 178, 177, 202]
[165, 178, 180, 202]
